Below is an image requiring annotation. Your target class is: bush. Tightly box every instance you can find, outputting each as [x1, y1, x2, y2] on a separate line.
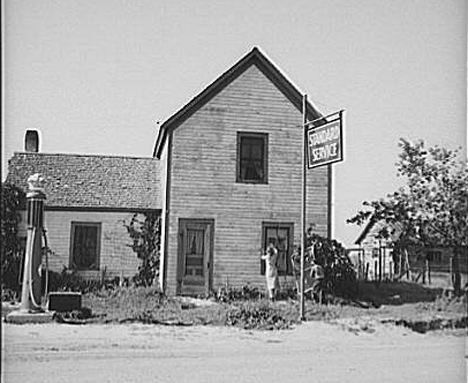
[294, 230, 358, 300]
[215, 285, 265, 302]
[46, 267, 120, 294]
[226, 301, 297, 330]
[123, 213, 161, 287]
[1, 183, 26, 295]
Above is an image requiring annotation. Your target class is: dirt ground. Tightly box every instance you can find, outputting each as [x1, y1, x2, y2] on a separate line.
[2, 320, 466, 383]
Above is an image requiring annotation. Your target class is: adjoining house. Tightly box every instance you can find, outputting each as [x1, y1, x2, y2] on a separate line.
[354, 218, 468, 283]
[154, 47, 331, 295]
[7, 137, 161, 280]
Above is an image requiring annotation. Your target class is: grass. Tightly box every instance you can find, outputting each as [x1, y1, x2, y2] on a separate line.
[3, 281, 466, 332]
[83, 288, 299, 329]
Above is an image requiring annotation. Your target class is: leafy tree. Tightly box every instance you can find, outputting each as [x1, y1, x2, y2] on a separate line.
[348, 139, 467, 294]
[1, 183, 26, 295]
[293, 229, 358, 299]
[123, 212, 161, 287]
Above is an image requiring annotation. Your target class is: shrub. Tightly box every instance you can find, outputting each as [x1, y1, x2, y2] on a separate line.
[46, 267, 120, 294]
[293, 230, 358, 300]
[123, 212, 161, 287]
[226, 301, 297, 330]
[215, 285, 265, 302]
[1, 183, 26, 295]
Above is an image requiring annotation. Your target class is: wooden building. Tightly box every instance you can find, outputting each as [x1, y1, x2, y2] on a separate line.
[7, 48, 332, 295]
[354, 218, 468, 282]
[154, 47, 331, 295]
[354, 219, 398, 280]
[7, 149, 160, 280]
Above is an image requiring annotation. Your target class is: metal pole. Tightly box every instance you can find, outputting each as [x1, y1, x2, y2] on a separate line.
[300, 95, 307, 321]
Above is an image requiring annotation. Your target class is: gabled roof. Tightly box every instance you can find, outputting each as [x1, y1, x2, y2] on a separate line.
[153, 46, 323, 158]
[7, 152, 161, 211]
[354, 219, 377, 245]
[354, 218, 403, 245]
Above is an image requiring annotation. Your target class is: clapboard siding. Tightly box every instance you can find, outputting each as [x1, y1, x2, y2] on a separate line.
[18, 210, 141, 279]
[164, 65, 329, 295]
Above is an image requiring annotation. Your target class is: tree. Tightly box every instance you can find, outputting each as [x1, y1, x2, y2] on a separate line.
[293, 229, 358, 299]
[123, 212, 161, 287]
[348, 139, 467, 294]
[1, 183, 26, 294]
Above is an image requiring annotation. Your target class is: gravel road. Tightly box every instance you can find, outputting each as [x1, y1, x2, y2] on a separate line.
[2, 320, 466, 383]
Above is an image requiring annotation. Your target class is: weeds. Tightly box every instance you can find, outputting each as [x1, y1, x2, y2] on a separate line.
[227, 301, 298, 330]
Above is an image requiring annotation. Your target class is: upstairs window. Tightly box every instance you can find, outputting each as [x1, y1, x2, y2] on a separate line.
[70, 222, 101, 270]
[237, 132, 268, 183]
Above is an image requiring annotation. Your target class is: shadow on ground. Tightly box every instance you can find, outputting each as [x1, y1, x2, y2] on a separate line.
[357, 281, 445, 306]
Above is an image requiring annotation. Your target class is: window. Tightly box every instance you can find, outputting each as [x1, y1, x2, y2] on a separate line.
[185, 228, 205, 277]
[372, 248, 380, 258]
[237, 132, 268, 183]
[261, 223, 294, 275]
[70, 222, 101, 270]
[426, 250, 442, 263]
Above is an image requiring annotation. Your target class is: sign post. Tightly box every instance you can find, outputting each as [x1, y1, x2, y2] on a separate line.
[300, 95, 307, 320]
[299, 95, 344, 321]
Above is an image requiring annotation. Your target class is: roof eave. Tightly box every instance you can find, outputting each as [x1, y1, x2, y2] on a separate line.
[354, 218, 376, 245]
[153, 47, 323, 159]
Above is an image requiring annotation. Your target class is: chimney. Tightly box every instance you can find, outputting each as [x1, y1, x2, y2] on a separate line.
[25, 130, 39, 152]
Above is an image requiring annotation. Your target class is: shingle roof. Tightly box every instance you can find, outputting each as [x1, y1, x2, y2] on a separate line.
[7, 152, 161, 211]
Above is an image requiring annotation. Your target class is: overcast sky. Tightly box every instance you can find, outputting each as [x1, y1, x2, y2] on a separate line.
[2, 0, 466, 246]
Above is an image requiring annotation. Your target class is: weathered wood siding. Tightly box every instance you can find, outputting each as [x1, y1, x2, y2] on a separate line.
[165, 65, 329, 295]
[18, 210, 141, 279]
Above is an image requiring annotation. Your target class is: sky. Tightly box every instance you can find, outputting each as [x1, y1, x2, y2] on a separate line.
[2, 0, 466, 247]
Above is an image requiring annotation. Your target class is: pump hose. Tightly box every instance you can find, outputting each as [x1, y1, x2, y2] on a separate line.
[42, 229, 50, 306]
[27, 227, 50, 310]
[28, 227, 41, 309]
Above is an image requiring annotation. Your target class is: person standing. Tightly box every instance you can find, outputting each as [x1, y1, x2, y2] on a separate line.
[262, 242, 279, 301]
[309, 260, 325, 304]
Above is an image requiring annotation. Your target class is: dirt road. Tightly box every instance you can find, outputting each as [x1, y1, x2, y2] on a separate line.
[2, 320, 466, 383]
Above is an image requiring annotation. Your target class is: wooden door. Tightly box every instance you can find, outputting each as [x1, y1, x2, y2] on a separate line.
[177, 219, 214, 296]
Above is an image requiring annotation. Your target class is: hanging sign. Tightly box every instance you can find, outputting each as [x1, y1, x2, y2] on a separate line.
[307, 116, 343, 169]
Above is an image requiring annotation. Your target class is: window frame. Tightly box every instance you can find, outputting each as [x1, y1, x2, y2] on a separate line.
[236, 132, 269, 184]
[426, 250, 442, 263]
[69, 222, 101, 271]
[261, 222, 294, 276]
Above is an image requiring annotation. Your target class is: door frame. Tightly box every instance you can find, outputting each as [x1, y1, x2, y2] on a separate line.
[177, 218, 214, 295]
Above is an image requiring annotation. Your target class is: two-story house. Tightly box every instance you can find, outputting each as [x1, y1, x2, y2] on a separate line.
[154, 47, 331, 295]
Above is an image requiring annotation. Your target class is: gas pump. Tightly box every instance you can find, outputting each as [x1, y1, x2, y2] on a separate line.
[20, 174, 46, 312]
[6, 174, 53, 323]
